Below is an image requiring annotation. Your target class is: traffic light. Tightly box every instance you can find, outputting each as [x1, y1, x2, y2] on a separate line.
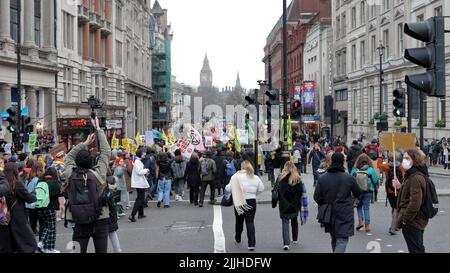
[265, 90, 279, 133]
[393, 88, 406, 117]
[404, 17, 445, 97]
[324, 95, 333, 118]
[333, 109, 341, 124]
[6, 108, 17, 133]
[245, 94, 256, 106]
[291, 99, 301, 119]
[23, 116, 32, 133]
[245, 112, 250, 130]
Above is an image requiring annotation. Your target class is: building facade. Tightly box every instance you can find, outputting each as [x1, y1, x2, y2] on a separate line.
[55, 0, 153, 147]
[0, 0, 58, 144]
[334, 0, 450, 143]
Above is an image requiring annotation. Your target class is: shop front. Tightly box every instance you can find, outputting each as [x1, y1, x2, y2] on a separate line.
[57, 118, 92, 149]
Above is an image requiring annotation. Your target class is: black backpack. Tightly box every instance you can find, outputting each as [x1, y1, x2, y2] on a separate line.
[417, 174, 439, 219]
[66, 169, 105, 225]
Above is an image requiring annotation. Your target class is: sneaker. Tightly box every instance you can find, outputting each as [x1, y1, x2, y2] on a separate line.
[283, 245, 290, 251]
[199, 203, 203, 207]
[128, 216, 136, 222]
[235, 236, 241, 243]
[37, 241, 44, 252]
[175, 194, 180, 201]
[56, 217, 62, 222]
[45, 249, 61, 253]
[388, 229, 397, 235]
[164, 205, 170, 208]
[138, 215, 146, 219]
[126, 206, 131, 210]
[118, 212, 126, 217]
[157, 202, 161, 208]
[293, 241, 298, 244]
[248, 247, 255, 251]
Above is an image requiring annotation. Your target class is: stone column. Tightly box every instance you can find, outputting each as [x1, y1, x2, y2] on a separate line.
[95, 30, 101, 63]
[1, 84, 13, 143]
[105, 0, 111, 21]
[0, 0, 11, 40]
[83, 23, 90, 60]
[23, 0, 36, 47]
[105, 34, 111, 67]
[26, 87, 37, 122]
[42, 0, 55, 49]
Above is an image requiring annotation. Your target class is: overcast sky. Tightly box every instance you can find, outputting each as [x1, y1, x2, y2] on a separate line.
[157, 0, 283, 90]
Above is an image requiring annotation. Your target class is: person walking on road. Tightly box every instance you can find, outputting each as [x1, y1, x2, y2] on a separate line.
[309, 143, 325, 187]
[185, 153, 201, 206]
[156, 152, 173, 208]
[314, 153, 362, 253]
[113, 157, 129, 215]
[171, 149, 187, 201]
[129, 148, 149, 222]
[346, 140, 363, 173]
[225, 160, 265, 251]
[213, 149, 226, 196]
[199, 151, 217, 207]
[273, 161, 308, 250]
[0, 163, 37, 253]
[351, 154, 379, 232]
[394, 148, 430, 253]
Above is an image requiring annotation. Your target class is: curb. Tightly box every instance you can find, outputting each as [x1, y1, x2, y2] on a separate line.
[429, 171, 450, 177]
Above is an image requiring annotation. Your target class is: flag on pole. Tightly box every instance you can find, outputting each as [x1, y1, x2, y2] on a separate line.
[135, 132, 143, 146]
[152, 129, 162, 140]
[162, 130, 168, 145]
[227, 125, 235, 139]
[248, 124, 255, 139]
[168, 130, 175, 145]
[234, 127, 241, 153]
[111, 132, 119, 149]
[287, 115, 293, 151]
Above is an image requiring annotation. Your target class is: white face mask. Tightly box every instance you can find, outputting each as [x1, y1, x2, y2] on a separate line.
[402, 159, 412, 171]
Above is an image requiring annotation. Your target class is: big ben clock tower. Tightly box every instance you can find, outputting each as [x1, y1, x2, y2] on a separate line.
[200, 54, 213, 88]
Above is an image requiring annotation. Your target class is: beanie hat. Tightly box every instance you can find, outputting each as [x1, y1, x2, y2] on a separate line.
[75, 150, 93, 169]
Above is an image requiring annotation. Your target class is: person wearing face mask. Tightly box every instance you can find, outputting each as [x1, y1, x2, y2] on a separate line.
[129, 148, 150, 222]
[308, 143, 325, 187]
[393, 148, 429, 253]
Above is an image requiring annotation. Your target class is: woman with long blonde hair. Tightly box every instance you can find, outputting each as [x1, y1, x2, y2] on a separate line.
[274, 161, 308, 250]
[225, 160, 265, 251]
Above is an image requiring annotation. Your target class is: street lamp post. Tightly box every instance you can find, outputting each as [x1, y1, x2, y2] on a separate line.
[281, 0, 289, 167]
[377, 43, 385, 132]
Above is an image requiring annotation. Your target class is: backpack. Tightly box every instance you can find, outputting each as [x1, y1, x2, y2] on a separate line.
[25, 177, 39, 209]
[32, 181, 50, 209]
[416, 174, 439, 219]
[172, 161, 186, 179]
[293, 149, 301, 164]
[225, 160, 237, 176]
[201, 159, 210, 176]
[386, 165, 403, 192]
[367, 147, 378, 160]
[66, 169, 104, 224]
[0, 197, 11, 226]
[354, 170, 372, 192]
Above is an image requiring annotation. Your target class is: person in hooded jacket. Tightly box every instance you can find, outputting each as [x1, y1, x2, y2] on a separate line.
[213, 149, 226, 196]
[351, 154, 379, 232]
[314, 153, 362, 253]
[1, 163, 37, 253]
[171, 149, 187, 201]
[346, 140, 363, 173]
[0, 172, 11, 253]
[185, 153, 201, 206]
[156, 152, 174, 208]
[394, 148, 429, 253]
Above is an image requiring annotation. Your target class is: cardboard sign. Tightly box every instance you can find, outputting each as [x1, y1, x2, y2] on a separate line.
[145, 131, 154, 146]
[379, 132, 417, 151]
[171, 139, 195, 159]
[205, 136, 213, 147]
[131, 144, 138, 155]
[50, 143, 67, 158]
[237, 129, 249, 145]
[28, 134, 37, 151]
[122, 138, 130, 150]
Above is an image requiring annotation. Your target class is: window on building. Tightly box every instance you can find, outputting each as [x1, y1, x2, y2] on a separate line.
[383, 0, 389, 11]
[383, 84, 388, 113]
[10, 0, 18, 43]
[439, 99, 446, 121]
[78, 25, 83, 56]
[360, 88, 364, 121]
[336, 89, 348, 101]
[342, 51, 347, 75]
[63, 67, 72, 102]
[336, 16, 340, 40]
[116, 40, 122, 68]
[79, 71, 87, 103]
[94, 75, 100, 98]
[370, 3, 376, 18]
[102, 76, 107, 102]
[34, 0, 41, 47]
[351, 7, 356, 29]
[353, 90, 357, 121]
[371, 35, 376, 63]
[383, 29, 389, 61]
[89, 30, 95, 60]
[360, 1, 366, 25]
[125, 40, 130, 73]
[116, 79, 122, 105]
[360, 41, 365, 67]
[369, 86, 374, 117]
[342, 12, 346, 37]
[397, 23, 403, 56]
[336, 53, 341, 76]
[102, 37, 106, 64]
[351, 44, 356, 71]
[63, 12, 74, 50]
[435, 6, 442, 17]
[116, 3, 122, 28]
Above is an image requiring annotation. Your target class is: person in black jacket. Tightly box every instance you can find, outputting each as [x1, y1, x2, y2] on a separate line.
[1, 163, 37, 253]
[185, 153, 201, 206]
[308, 143, 325, 187]
[346, 140, 363, 173]
[0, 173, 9, 197]
[213, 149, 226, 196]
[314, 153, 362, 253]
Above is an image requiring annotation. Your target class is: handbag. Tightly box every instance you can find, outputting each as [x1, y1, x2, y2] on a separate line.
[317, 203, 332, 225]
[220, 192, 233, 207]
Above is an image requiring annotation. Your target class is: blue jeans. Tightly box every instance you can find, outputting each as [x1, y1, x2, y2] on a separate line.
[357, 191, 372, 225]
[158, 178, 172, 206]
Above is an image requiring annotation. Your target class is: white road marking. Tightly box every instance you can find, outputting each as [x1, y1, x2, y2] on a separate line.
[213, 205, 226, 253]
[397, 250, 405, 253]
[367, 233, 373, 236]
[386, 245, 392, 247]
[440, 210, 445, 213]
[376, 238, 382, 241]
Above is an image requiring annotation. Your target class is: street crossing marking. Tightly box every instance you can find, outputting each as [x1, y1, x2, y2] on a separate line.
[376, 238, 382, 241]
[213, 205, 226, 253]
[397, 250, 405, 253]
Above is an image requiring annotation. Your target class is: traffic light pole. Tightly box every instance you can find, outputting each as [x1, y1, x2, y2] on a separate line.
[281, 0, 290, 168]
[16, 0, 23, 149]
[254, 89, 259, 175]
[419, 92, 424, 150]
[407, 86, 412, 133]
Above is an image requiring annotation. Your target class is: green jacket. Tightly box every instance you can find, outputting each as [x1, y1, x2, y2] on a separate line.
[200, 158, 216, 182]
[63, 130, 112, 221]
